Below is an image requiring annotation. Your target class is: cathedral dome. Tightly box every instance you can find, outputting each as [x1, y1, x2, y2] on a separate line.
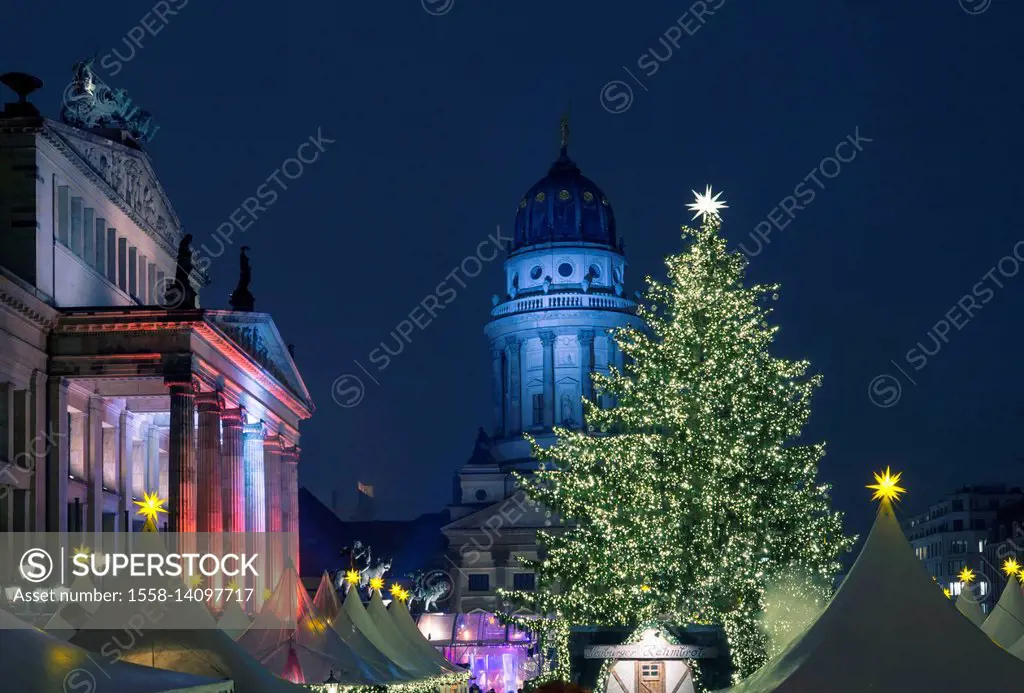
[511, 124, 618, 254]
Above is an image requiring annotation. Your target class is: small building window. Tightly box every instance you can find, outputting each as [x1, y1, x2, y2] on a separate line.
[468, 574, 490, 592]
[557, 262, 573, 278]
[532, 394, 544, 426]
[530, 265, 543, 280]
[513, 573, 535, 591]
[475, 489, 487, 502]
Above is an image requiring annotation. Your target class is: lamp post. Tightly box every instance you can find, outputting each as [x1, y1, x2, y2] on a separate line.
[323, 670, 340, 693]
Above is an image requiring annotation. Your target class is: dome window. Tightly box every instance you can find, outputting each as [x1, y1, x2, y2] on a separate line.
[519, 198, 527, 209]
[558, 262, 574, 278]
[530, 265, 543, 280]
[613, 265, 624, 283]
[535, 192, 546, 203]
[558, 189, 571, 201]
[475, 489, 487, 501]
[583, 191, 594, 203]
[588, 264, 601, 280]
[601, 197, 609, 206]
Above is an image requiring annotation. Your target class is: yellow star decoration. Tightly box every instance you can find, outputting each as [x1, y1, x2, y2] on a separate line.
[1017, 568, 1024, 583]
[134, 491, 168, 521]
[226, 580, 240, 591]
[187, 574, 204, 588]
[639, 584, 652, 593]
[344, 569, 361, 586]
[943, 588, 952, 599]
[73, 544, 91, 557]
[390, 583, 406, 601]
[369, 576, 385, 592]
[867, 467, 906, 503]
[1003, 558, 1021, 577]
[263, 588, 273, 601]
[958, 567, 976, 584]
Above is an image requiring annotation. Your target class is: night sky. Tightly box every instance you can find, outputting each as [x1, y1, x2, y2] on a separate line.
[5, 0, 1024, 536]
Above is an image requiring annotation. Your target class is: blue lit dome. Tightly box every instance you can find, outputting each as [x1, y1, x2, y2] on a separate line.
[512, 137, 618, 254]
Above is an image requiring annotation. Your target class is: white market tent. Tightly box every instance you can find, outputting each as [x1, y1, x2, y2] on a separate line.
[333, 592, 413, 682]
[218, 597, 253, 641]
[0, 608, 232, 693]
[723, 496, 1024, 692]
[955, 587, 986, 627]
[236, 563, 385, 686]
[312, 571, 342, 624]
[69, 576, 305, 693]
[343, 583, 438, 679]
[388, 596, 465, 675]
[982, 577, 1024, 648]
[366, 589, 453, 678]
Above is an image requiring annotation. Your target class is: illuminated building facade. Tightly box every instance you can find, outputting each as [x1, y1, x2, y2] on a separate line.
[435, 121, 644, 691]
[0, 76, 312, 604]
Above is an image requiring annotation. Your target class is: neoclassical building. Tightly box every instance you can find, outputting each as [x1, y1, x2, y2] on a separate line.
[443, 122, 644, 613]
[0, 73, 312, 605]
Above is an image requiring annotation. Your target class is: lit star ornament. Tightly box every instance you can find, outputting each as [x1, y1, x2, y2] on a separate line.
[73, 544, 91, 557]
[390, 583, 409, 602]
[187, 574, 204, 588]
[687, 185, 728, 221]
[369, 576, 385, 592]
[866, 467, 906, 503]
[1003, 558, 1021, 577]
[134, 491, 168, 521]
[344, 569, 361, 586]
[958, 567, 976, 584]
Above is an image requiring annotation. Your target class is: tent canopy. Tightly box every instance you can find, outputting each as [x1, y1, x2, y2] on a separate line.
[725, 499, 1024, 692]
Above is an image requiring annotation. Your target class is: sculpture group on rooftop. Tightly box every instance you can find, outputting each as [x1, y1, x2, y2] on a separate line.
[60, 58, 159, 142]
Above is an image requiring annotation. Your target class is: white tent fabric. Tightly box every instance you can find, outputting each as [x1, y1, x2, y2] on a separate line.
[334, 595, 413, 682]
[312, 571, 342, 624]
[0, 608, 231, 693]
[366, 590, 451, 677]
[69, 570, 304, 693]
[236, 564, 384, 685]
[955, 589, 985, 627]
[724, 499, 1024, 692]
[388, 598, 465, 675]
[217, 598, 253, 641]
[982, 579, 1024, 647]
[343, 585, 436, 679]
[44, 575, 102, 639]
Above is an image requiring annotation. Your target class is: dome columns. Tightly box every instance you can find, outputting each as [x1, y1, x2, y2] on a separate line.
[579, 329, 595, 408]
[490, 346, 505, 438]
[504, 336, 523, 436]
[540, 331, 557, 428]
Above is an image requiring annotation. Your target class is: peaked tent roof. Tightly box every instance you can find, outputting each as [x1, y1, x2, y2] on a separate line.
[343, 584, 434, 679]
[724, 499, 1024, 692]
[366, 589, 450, 678]
[955, 589, 986, 627]
[982, 578, 1024, 647]
[236, 563, 384, 685]
[0, 608, 231, 693]
[218, 598, 254, 641]
[388, 597, 465, 675]
[333, 596, 412, 682]
[44, 575, 102, 639]
[312, 571, 342, 624]
[69, 562, 305, 693]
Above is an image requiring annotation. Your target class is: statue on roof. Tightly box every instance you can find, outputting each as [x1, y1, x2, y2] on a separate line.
[228, 246, 255, 312]
[60, 57, 159, 142]
[165, 234, 197, 309]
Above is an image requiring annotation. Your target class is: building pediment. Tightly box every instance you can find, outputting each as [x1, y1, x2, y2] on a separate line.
[443, 494, 552, 535]
[42, 120, 183, 256]
[203, 311, 314, 414]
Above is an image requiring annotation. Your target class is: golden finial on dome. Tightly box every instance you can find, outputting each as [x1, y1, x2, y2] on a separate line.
[560, 101, 571, 155]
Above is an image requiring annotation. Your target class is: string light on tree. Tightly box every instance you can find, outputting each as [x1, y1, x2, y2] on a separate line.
[499, 195, 851, 683]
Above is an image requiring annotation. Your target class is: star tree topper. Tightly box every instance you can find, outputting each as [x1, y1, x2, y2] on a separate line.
[687, 184, 728, 221]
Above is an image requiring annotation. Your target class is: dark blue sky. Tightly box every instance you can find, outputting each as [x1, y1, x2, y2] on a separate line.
[5, 0, 1024, 534]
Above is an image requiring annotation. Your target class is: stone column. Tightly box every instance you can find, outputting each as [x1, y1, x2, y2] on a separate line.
[29, 371, 47, 531]
[490, 345, 505, 438]
[578, 329, 595, 412]
[281, 446, 300, 577]
[46, 376, 69, 532]
[243, 422, 266, 610]
[116, 410, 131, 538]
[263, 434, 283, 592]
[221, 408, 245, 533]
[86, 397, 104, 535]
[167, 378, 197, 533]
[145, 425, 159, 496]
[504, 336, 522, 435]
[540, 331, 556, 427]
[196, 393, 224, 534]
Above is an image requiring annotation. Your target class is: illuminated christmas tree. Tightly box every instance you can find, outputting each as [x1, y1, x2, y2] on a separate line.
[501, 189, 852, 681]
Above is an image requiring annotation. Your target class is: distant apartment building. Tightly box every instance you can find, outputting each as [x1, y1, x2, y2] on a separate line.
[903, 485, 1024, 611]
